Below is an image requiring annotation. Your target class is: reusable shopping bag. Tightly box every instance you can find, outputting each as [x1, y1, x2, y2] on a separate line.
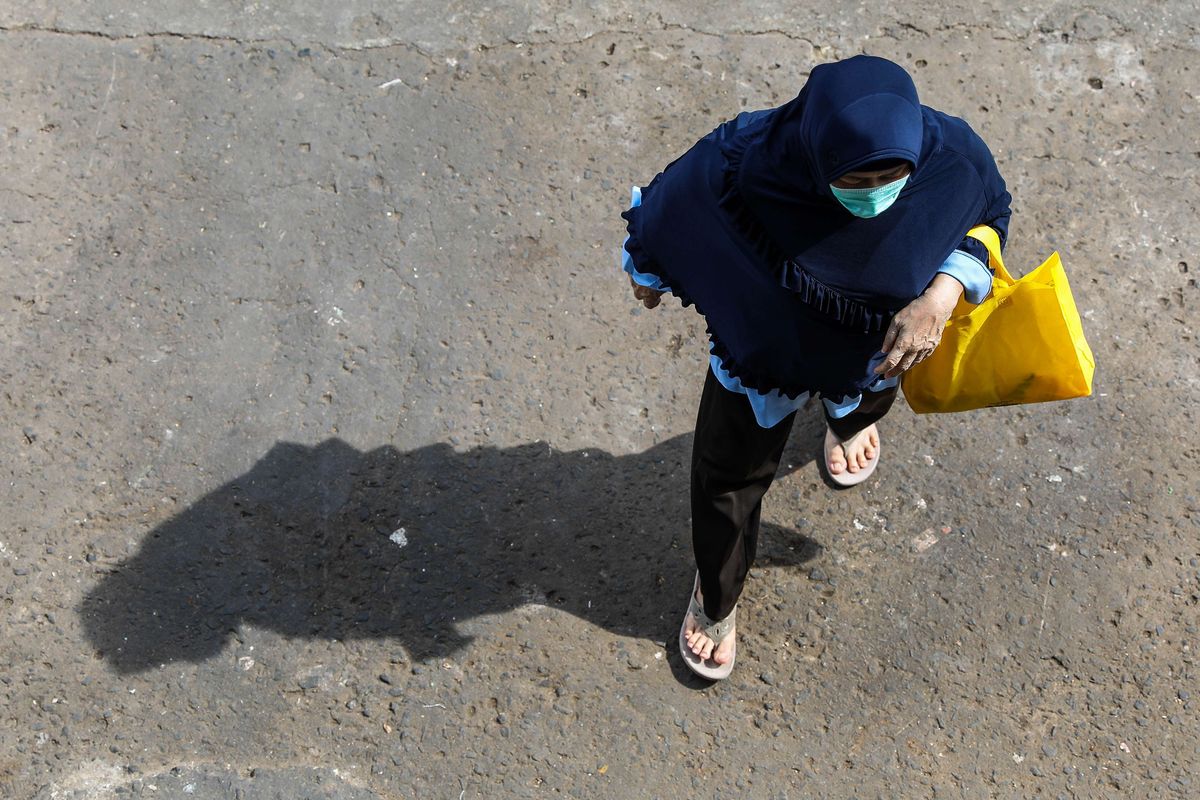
[902, 226, 1095, 413]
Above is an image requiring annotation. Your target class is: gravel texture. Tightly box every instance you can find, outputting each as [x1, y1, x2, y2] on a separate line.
[2, 2, 1198, 798]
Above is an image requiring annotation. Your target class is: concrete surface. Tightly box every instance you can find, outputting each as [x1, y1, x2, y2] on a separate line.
[2, 1, 1198, 797]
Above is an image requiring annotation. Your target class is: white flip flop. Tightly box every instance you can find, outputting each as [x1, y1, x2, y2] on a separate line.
[679, 573, 736, 681]
[823, 425, 880, 487]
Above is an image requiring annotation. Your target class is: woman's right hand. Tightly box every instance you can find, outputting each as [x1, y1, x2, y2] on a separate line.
[875, 274, 962, 378]
[630, 276, 664, 309]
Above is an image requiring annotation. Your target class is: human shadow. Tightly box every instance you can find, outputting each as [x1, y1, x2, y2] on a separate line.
[80, 430, 823, 674]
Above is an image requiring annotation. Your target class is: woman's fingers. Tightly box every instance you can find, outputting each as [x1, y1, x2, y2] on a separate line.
[888, 332, 942, 376]
[880, 319, 901, 354]
[637, 286, 662, 308]
[896, 347, 921, 374]
[881, 354, 904, 378]
[881, 352, 905, 377]
[882, 334, 910, 372]
[630, 279, 663, 309]
[877, 296, 949, 376]
[881, 332, 922, 377]
[876, 320, 904, 373]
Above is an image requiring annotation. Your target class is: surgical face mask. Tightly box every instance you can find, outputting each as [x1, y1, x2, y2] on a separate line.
[829, 175, 909, 218]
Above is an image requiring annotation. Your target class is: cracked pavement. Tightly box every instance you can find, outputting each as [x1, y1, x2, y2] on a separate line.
[2, 2, 1199, 798]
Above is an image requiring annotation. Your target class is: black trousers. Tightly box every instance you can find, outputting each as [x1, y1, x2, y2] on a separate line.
[690, 369, 897, 621]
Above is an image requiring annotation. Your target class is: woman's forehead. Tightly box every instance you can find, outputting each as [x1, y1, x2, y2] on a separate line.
[840, 161, 911, 178]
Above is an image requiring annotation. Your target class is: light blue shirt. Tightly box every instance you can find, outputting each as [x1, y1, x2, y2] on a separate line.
[621, 186, 992, 428]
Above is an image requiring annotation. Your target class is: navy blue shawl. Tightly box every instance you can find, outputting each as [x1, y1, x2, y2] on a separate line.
[621, 55, 1011, 398]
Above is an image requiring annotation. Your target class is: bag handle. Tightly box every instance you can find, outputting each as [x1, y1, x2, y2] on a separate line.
[965, 225, 1015, 284]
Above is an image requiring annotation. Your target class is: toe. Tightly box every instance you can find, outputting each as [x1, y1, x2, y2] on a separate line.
[712, 634, 735, 665]
[686, 622, 710, 656]
[828, 445, 847, 474]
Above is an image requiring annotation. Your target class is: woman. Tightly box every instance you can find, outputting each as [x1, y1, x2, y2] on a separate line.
[619, 55, 1011, 680]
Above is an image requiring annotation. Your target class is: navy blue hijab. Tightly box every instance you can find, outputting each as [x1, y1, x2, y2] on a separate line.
[621, 55, 1011, 398]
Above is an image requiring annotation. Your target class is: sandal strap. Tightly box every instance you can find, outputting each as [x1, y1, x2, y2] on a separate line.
[688, 590, 736, 643]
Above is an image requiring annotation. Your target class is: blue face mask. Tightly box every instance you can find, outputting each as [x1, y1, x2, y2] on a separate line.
[829, 175, 909, 218]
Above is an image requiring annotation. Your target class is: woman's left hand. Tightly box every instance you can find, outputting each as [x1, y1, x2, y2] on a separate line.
[875, 274, 964, 379]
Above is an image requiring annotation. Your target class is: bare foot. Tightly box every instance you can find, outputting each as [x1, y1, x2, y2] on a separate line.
[827, 424, 879, 475]
[683, 585, 735, 665]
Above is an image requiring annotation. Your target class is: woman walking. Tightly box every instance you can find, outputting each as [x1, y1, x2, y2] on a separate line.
[620, 55, 1011, 679]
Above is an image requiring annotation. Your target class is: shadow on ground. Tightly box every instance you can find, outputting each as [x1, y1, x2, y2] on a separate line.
[80, 426, 825, 674]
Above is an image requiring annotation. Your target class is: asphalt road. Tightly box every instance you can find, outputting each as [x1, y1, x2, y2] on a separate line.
[2, 2, 1198, 798]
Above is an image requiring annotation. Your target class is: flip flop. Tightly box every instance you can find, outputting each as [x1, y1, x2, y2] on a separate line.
[823, 425, 880, 487]
[679, 572, 736, 681]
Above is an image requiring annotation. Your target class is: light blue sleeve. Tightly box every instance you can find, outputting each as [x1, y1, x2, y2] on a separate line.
[821, 375, 898, 419]
[708, 350, 808, 429]
[621, 186, 671, 292]
[937, 249, 993, 305]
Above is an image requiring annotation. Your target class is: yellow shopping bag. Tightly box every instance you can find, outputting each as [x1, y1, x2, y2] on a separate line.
[902, 226, 1095, 413]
